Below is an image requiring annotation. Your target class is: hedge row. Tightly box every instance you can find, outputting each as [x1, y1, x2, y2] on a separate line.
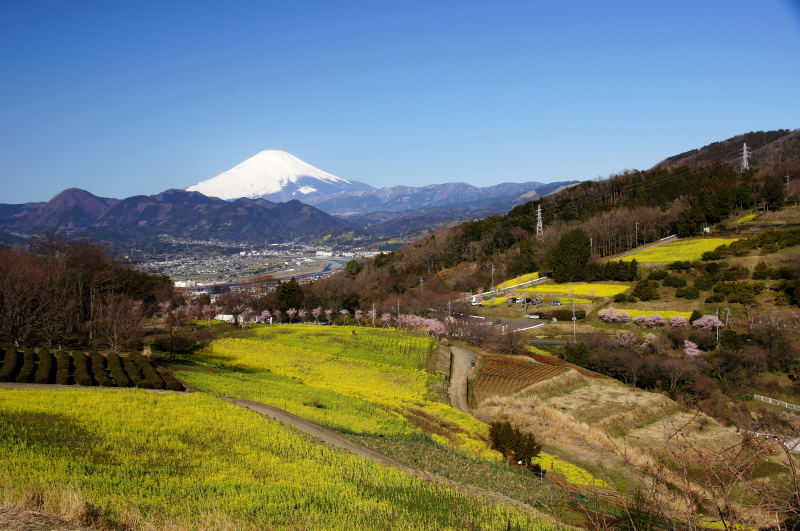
[72, 351, 95, 386]
[131, 353, 165, 390]
[123, 355, 148, 388]
[16, 349, 37, 383]
[56, 351, 71, 384]
[159, 368, 185, 392]
[550, 309, 587, 321]
[0, 348, 18, 382]
[0, 348, 183, 391]
[107, 352, 131, 388]
[90, 351, 115, 387]
[33, 349, 53, 384]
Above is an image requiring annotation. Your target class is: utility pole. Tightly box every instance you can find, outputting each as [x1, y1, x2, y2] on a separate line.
[372, 302, 376, 328]
[590, 237, 593, 258]
[571, 289, 576, 343]
[635, 221, 639, 248]
[419, 278, 423, 292]
[491, 263, 495, 294]
[397, 299, 400, 317]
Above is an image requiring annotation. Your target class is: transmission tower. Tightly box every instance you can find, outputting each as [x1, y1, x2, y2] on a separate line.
[535, 205, 544, 241]
[741, 142, 750, 172]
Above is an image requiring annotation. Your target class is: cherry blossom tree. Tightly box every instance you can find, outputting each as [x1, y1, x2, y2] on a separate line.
[240, 308, 254, 327]
[645, 313, 667, 327]
[286, 308, 297, 324]
[260, 309, 271, 324]
[312, 307, 322, 324]
[324, 309, 333, 323]
[201, 305, 218, 328]
[367, 309, 377, 327]
[684, 340, 703, 357]
[340, 309, 349, 325]
[381, 313, 393, 328]
[692, 314, 724, 330]
[599, 307, 631, 323]
[354, 309, 364, 326]
[633, 315, 647, 327]
[298, 309, 307, 322]
[670, 315, 688, 327]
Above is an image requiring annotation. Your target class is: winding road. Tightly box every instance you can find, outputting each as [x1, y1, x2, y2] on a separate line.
[447, 346, 476, 414]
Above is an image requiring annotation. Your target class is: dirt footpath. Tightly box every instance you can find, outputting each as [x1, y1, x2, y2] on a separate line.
[0, 507, 91, 531]
[223, 398, 414, 472]
[448, 346, 477, 414]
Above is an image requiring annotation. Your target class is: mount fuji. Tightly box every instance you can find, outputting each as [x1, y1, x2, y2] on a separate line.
[185, 150, 373, 202]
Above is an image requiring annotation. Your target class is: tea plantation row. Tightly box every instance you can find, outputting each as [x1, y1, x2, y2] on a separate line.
[0, 348, 184, 391]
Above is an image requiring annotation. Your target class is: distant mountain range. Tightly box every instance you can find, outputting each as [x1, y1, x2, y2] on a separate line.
[3, 130, 792, 248]
[0, 188, 349, 245]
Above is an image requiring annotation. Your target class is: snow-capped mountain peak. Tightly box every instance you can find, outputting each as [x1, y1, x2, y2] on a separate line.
[186, 150, 371, 201]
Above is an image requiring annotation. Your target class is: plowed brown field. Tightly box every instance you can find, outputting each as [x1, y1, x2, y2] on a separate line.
[473, 357, 566, 405]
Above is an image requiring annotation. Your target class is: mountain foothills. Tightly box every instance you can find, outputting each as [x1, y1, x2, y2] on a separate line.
[0, 188, 349, 246]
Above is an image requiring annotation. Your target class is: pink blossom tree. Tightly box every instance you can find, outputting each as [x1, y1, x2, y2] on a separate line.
[201, 305, 218, 328]
[240, 308, 255, 327]
[286, 308, 297, 324]
[324, 309, 333, 323]
[298, 309, 307, 322]
[645, 313, 667, 327]
[354, 309, 364, 326]
[692, 315, 723, 330]
[684, 340, 703, 357]
[669, 315, 688, 327]
[381, 313, 393, 328]
[367, 309, 377, 327]
[312, 307, 322, 324]
[599, 307, 631, 323]
[633, 315, 647, 327]
[340, 309, 349, 325]
[260, 309, 271, 324]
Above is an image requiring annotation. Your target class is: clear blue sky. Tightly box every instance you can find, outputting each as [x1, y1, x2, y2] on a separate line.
[2, 0, 799, 204]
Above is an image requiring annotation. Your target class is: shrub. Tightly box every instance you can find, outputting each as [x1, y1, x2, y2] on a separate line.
[613, 292, 628, 303]
[676, 286, 700, 299]
[489, 421, 541, 463]
[632, 280, 660, 301]
[668, 261, 692, 271]
[722, 266, 750, 281]
[15, 349, 37, 383]
[160, 369, 185, 392]
[0, 348, 19, 382]
[33, 349, 54, 384]
[720, 330, 747, 350]
[132, 353, 165, 390]
[72, 351, 95, 386]
[107, 352, 131, 387]
[690, 310, 703, 323]
[662, 275, 688, 288]
[55, 351, 71, 385]
[89, 352, 114, 387]
[123, 354, 150, 388]
[752, 261, 772, 280]
[551, 309, 586, 321]
[648, 269, 668, 281]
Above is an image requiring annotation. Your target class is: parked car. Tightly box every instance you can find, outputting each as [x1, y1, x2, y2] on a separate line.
[550, 300, 563, 306]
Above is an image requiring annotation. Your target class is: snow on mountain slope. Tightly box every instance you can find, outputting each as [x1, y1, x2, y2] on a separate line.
[186, 150, 370, 201]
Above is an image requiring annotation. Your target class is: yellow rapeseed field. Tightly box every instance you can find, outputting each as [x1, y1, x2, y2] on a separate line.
[0, 388, 551, 530]
[522, 283, 629, 297]
[179, 326, 499, 460]
[619, 238, 740, 263]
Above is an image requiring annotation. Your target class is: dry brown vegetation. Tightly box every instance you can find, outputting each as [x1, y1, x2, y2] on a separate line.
[474, 371, 794, 525]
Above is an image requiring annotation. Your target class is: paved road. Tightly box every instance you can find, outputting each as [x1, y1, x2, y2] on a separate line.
[448, 346, 477, 414]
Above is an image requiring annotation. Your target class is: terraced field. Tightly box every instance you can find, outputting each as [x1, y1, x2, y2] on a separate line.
[473, 357, 566, 405]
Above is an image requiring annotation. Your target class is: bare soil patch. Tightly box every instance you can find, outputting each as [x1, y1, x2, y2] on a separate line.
[0, 507, 91, 531]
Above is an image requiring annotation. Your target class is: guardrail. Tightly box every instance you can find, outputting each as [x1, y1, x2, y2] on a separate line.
[754, 394, 800, 412]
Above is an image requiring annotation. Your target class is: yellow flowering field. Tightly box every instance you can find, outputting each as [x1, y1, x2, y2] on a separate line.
[533, 453, 609, 488]
[619, 238, 740, 263]
[522, 283, 629, 297]
[0, 388, 550, 531]
[179, 326, 499, 460]
[496, 272, 539, 290]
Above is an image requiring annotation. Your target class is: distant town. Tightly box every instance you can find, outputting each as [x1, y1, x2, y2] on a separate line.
[134, 239, 380, 290]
